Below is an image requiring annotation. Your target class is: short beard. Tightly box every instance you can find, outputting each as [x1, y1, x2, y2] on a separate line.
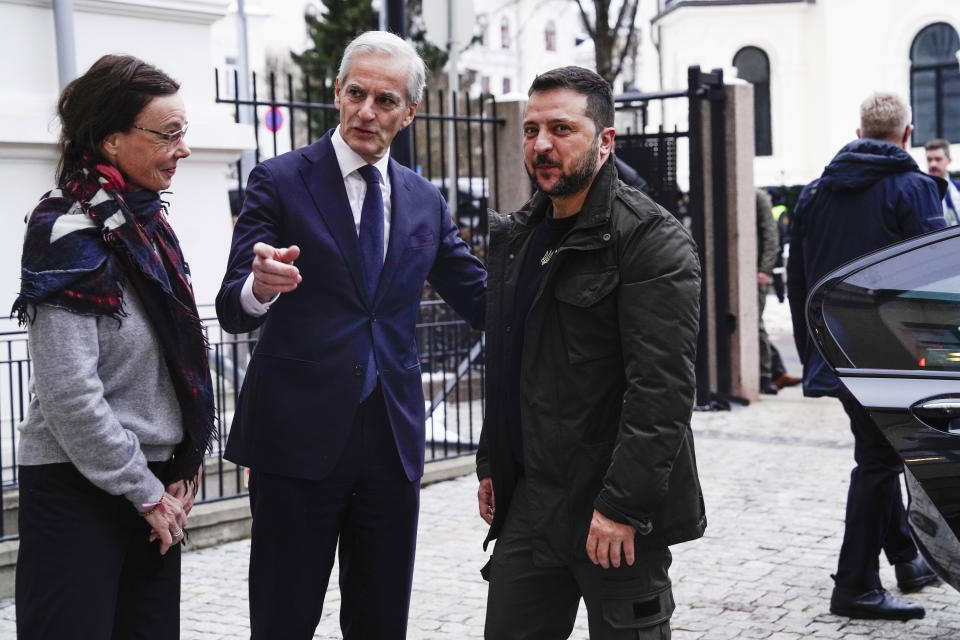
[528, 136, 600, 198]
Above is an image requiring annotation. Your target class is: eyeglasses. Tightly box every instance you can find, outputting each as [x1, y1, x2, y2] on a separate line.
[132, 123, 188, 150]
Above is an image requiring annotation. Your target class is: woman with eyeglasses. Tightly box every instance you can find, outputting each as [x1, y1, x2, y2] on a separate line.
[12, 54, 214, 639]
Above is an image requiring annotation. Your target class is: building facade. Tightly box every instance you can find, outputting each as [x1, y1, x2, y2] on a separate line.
[649, 0, 960, 186]
[0, 0, 252, 314]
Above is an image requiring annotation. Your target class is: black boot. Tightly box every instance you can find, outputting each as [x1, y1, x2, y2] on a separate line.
[830, 586, 925, 620]
[760, 376, 779, 395]
[896, 555, 939, 592]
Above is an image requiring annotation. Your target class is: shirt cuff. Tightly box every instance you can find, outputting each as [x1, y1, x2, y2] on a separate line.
[240, 272, 279, 317]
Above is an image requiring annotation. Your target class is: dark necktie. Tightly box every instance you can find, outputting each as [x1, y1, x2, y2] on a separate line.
[357, 164, 383, 400]
[357, 164, 384, 302]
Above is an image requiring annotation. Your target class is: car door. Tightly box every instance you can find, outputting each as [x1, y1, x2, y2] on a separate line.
[806, 224, 960, 590]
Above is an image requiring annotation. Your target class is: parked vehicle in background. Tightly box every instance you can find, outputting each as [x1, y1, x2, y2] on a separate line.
[806, 224, 960, 591]
[430, 177, 489, 236]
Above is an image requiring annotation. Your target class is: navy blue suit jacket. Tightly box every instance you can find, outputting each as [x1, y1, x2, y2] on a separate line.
[217, 131, 486, 482]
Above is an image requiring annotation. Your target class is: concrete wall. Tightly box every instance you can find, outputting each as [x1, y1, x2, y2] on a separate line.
[0, 0, 255, 326]
[652, 0, 960, 186]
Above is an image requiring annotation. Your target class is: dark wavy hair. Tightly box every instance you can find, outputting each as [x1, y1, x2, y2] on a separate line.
[55, 54, 180, 186]
[528, 66, 614, 134]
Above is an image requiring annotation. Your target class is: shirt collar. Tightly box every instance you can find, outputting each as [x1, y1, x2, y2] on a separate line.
[332, 125, 390, 184]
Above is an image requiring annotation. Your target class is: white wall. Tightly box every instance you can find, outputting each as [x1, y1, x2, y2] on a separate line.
[0, 0, 254, 324]
[652, 0, 960, 186]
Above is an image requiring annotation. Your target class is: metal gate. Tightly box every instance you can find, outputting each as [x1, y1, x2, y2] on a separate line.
[614, 66, 730, 408]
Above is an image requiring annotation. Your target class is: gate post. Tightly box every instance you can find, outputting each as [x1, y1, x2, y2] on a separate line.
[689, 67, 759, 405]
[723, 80, 759, 402]
[487, 98, 532, 215]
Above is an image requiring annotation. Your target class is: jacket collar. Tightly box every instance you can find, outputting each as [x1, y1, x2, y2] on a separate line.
[512, 156, 618, 243]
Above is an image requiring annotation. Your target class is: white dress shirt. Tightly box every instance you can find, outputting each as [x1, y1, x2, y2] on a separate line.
[240, 126, 392, 316]
[943, 179, 960, 226]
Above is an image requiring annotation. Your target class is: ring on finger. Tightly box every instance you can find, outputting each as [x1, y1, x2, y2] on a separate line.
[172, 529, 183, 538]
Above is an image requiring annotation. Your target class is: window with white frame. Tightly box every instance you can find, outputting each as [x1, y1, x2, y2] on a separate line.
[733, 46, 772, 156]
[910, 22, 960, 146]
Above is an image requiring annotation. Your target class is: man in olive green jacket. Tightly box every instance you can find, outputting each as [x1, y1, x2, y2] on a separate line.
[476, 66, 705, 640]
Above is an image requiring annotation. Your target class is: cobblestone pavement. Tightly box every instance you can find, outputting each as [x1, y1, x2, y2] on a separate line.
[1, 299, 959, 638]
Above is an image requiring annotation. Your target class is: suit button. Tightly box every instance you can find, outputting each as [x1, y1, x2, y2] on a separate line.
[505, 324, 512, 333]
[353, 364, 364, 377]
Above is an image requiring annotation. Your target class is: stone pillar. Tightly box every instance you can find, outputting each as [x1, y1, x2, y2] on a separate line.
[488, 98, 531, 215]
[724, 81, 759, 402]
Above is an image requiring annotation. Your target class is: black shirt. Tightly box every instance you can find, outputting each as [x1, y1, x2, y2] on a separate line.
[505, 210, 579, 469]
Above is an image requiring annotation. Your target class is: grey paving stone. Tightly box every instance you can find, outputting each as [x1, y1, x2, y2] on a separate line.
[2, 302, 960, 638]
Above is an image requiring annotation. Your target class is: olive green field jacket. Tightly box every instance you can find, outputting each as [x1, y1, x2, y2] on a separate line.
[477, 157, 706, 565]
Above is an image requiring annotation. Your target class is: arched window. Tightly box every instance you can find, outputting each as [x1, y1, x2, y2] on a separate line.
[476, 14, 488, 47]
[500, 16, 510, 50]
[545, 20, 557, 52]
[733, 46, 772, 156]
[910, 22, 960, 146]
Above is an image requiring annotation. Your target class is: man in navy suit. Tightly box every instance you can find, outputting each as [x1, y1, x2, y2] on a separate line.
[216, 31, 486, 639]
[925, 138, 960, 226]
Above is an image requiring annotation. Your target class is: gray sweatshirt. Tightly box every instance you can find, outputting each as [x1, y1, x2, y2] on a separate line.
[18, 284, 183, 509]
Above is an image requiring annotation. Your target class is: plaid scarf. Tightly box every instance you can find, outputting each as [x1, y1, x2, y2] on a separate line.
[13, 162, 216, 486]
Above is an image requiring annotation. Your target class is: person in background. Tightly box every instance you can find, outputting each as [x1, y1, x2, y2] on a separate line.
[756, 188, 781, 395]
[788, 92, 945, 622]
[12, 54, 214, 639]
[924, 138, 960, 225]
[217, 31, 486, 639]
[766, 190, 801, 390]
[477, 66, 705, 639]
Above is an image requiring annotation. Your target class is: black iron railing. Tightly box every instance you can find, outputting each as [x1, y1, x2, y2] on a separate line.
[0, 300, 483, 540]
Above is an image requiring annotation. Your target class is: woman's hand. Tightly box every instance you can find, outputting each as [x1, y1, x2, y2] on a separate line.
[142, 492, 186, 554]
[166, 465, 202, 515]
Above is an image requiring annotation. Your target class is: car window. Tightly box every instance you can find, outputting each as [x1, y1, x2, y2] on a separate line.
[821, 233, 960, 372]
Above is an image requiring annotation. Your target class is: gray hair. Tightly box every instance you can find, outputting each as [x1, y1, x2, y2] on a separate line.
[337, 31, 426, 105]
[859, 92, 911, 141]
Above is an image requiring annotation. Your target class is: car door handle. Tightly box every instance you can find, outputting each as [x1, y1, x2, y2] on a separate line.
[912, 398, 960, 434]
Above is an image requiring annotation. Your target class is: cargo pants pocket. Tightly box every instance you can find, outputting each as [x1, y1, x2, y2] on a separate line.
[599, 582, 675, 639]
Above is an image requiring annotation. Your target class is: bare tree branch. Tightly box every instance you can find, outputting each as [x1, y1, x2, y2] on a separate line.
[575, 0, 597, 40]
[576, 0, 641, 86]
[612, 0, 640, 81]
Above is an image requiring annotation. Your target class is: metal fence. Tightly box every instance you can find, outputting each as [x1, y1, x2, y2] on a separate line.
[0, 301, 483, 539]
[0, 72, 500, 542]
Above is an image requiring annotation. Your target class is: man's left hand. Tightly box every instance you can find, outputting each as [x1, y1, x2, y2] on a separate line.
[586, 509, 636, 569]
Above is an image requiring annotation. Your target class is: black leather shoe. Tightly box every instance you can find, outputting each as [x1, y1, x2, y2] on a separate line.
[830, 587, 925, 620]
[760, 376, 779, 395]
[896, 555, 939, 592]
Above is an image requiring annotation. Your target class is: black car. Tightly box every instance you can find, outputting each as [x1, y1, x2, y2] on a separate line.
[806, 223, 960, 590]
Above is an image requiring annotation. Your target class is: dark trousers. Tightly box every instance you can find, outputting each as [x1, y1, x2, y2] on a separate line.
[758, 285, 772, 378]
[485, 479, 674, 640]
[835, 391, 917, 591]
[247, 387, 420, 640]
[16, 462, 181, 640]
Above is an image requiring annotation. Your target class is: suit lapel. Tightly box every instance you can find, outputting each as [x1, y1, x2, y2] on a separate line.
[375, 159, 413, 304]
[298, 132, 365, 300]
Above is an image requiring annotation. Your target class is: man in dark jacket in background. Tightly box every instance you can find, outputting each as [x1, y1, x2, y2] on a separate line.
[476, 66, 705, 639]
[788, 92, 946, 621]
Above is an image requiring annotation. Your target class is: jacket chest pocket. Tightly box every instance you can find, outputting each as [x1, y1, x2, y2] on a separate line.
[553, 268, 620, 364]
